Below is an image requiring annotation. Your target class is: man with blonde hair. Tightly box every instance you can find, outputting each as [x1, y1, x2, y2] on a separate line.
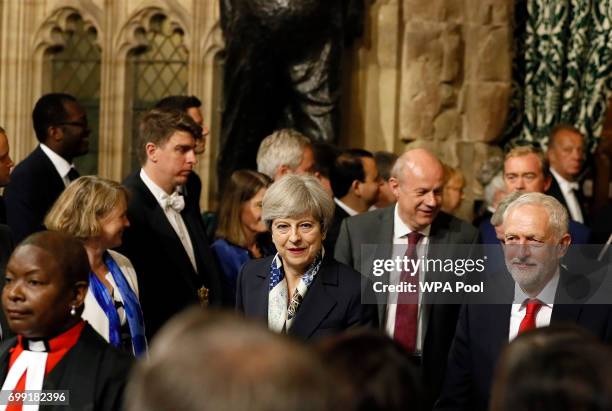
[256, 129, 315, 180]
[480, 144, 589, 244]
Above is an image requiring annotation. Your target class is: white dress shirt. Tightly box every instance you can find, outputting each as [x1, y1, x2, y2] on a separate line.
[139, 169, 197, 272]
[508, 270, 559, 341]
[385, 204, 431, 354]
[334, 197, 359, 216]
[40, 143, 75, 187]
[550, 168, 584, 223]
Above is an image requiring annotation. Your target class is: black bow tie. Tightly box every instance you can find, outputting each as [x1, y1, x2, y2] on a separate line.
[67, 167, 80, 182]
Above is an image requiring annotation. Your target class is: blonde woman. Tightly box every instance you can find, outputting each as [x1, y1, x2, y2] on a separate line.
[45, 176, 146, 356]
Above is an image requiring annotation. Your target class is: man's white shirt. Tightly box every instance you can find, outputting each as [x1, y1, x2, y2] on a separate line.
[140, 169, 197, 272]
[508, 270, 559, 341]
[551, 168, 584, 223]
[40, 143, 75, 187]
[385, 204, 431, 354]
[334, 197, 359, 217]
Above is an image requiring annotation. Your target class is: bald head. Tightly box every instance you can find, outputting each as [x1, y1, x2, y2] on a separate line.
[389, 149, 445, 231]
[392, 148, 444, 184]
[19, 231, 90, 284]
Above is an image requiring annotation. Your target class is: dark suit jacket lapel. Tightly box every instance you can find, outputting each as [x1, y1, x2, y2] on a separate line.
[289, 262, 338, 340]
[34, 146, 66, 194]
[551, 269, 583, 323]
[484, 304, 512, 365]
[420, 214, 453, 339]
[0, 337, 14, 381]
[252, 266, 270, 320]
[132, 175, 202, 292]
[373, 207, 395, 324]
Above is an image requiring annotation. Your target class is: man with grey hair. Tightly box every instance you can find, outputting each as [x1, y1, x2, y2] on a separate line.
[335, 148, 478, 410]
[256, 128, 315, 180]
[436, 193, 612, 411]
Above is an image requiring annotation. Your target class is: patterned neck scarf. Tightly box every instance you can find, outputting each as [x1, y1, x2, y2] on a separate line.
[268, 251, 324, 333]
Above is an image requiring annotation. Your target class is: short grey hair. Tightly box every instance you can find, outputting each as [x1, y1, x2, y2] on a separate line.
[503, 193, 569, 240]
[262, 174, 334, 234]
[490, 191, 524, 227]
[484, 173, 505, 209]
[256, 129, 311, 178]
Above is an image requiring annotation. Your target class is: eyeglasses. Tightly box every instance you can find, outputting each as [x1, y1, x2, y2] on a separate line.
[55, 121, 89, 129]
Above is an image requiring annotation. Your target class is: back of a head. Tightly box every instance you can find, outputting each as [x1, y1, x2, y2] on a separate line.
[154, 95, 201, 112]
[126, 309, 336, 411]
[330, 149, 371, 198]
[32, 93, 77, 143]
[490, 191, 523, 227]
[256, 129, 310, 178]
[317, 330, 422, 411]
[311, 142, 340, 179]
[491, 325, 612, 411]
[374, 151, 399, 181]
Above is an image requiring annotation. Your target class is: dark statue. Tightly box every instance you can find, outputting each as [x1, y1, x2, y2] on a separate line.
[218, 0, 366, 185]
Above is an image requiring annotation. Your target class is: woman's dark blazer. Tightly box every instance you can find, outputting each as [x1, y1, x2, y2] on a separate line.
[236, 254, 378, 341]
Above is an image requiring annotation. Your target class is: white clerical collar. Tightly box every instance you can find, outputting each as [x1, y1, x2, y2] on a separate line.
[513, 268, 560, 307]
[40, 143, 73, 180]
[550, 168, 579, 193]
[334, 198, 359, 217]
[393, 203, 431, 240]
[140, 169, 183, 208]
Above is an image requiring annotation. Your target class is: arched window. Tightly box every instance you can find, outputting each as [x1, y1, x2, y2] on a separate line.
[47, 13, 101, 174]
[128, 14, 188, 169]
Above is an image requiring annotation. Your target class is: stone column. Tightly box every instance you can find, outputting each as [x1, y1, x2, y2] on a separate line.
[398, 0, 513, 219]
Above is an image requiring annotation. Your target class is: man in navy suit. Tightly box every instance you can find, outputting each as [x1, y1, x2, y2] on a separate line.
[119, 108, 223, 339]
[479, 145, 589, 244]
[436, 193, 612, 411]
[4, 93, 89, 243]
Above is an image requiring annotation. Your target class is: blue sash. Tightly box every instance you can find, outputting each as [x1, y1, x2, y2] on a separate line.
[89, 253, 147, 357]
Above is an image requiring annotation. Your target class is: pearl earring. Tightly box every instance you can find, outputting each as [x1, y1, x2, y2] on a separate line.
[70, 305, 76, 316]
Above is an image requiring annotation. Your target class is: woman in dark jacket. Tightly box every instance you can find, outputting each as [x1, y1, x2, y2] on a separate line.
[236, 174, 376, 341]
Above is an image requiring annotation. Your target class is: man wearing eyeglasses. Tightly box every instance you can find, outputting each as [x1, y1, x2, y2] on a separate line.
[4, 93, 90, 243]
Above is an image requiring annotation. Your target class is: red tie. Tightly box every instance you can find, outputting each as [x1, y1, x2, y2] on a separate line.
[518, 299, 543, 335]
[394, 231, 423, 352]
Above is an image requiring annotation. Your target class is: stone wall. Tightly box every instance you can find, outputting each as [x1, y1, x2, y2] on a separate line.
[0, 0, 513, 212]
[400, 0, 513, 218]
